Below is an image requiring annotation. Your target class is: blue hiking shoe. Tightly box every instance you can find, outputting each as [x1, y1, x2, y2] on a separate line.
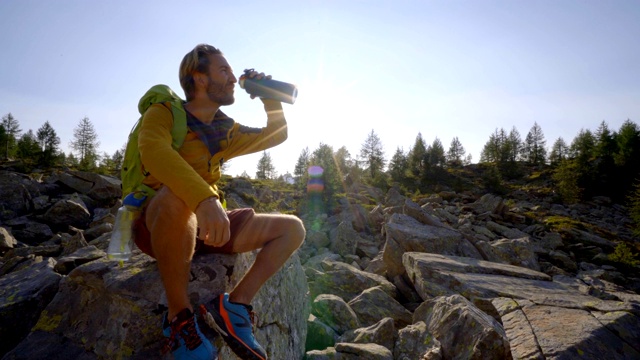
[162, 308, 217, 360]
[200, 293, 267, 360]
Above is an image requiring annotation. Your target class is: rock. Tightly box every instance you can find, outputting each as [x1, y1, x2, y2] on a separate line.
[496, 298, 640, 359]
[476, 237, 541, 271]
[393, 321, 442, 360]
[472, 194, 506, 215]
[49, 171, 121, 203]
[0, 258, 63, 356]
[414, 294, 512, 360]
[403, 252, 550, 300]
[3, 217, 54, 246]
[347, 286, 412, 329]
[308, 260, 396, 303]
[307, 230, 331, 249]
[60, 230, 88, 257]
[591, 311, 640, 354]
[403, 199, 446, 228]
[83, 223, 113, 241]
[305, 347, 336, 359]
[385, 187, 406, 207]
[0, 171, 35, 220]
[334, 342, 392, 360]
[5, 251, 309, 360]
[383, 213, 481, 277]
[486, 221, 529, 239]
[329, 222, 361, 257]
[306, 314, 338, 352]
[0, 227, 17, 251]
[311, 294, 360, 335]
[53, 245, 105, 275]
[43, 199, 91, 229]
[340, 317, 395, 352]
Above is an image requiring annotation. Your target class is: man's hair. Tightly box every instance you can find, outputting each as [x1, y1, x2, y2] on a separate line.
[179, 44, 223, 101]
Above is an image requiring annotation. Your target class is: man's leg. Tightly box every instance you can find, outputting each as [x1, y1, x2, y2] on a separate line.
[227, 213, 306, 304]
[146, 186, 197, 320]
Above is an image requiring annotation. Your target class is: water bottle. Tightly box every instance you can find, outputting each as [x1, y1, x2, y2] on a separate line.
[239, 69, 298, 104]
[107, 192, 147, 263]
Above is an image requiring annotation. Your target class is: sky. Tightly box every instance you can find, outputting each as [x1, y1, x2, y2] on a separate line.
[1, 0, 639, 177]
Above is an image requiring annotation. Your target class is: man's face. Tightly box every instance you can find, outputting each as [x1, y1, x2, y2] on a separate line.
[203, 54, 237, 106]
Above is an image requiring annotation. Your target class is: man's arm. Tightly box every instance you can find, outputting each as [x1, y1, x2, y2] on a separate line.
[223, 98, 288, 160]
[138, 104, 218, 211]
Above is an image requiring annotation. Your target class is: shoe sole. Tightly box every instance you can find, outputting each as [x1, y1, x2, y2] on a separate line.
[199, 304, 267, 360]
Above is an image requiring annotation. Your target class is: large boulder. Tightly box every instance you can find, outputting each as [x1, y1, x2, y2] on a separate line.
[4, 251, 309, 359]
[383, 213, 482, 277]
[0, 258, 63, 356]
[414, 294, 512, 360]
[0, 171, 36, 220]
[48, 171, 121, 203]
[311, 294, 360, 335]
[308, 260, 396, 303]
[43, 199, 91, 229]
[347, 286, 412, 329]
[340, 317, 396, 353]
[393, 321, 442, 360]
[475, 237, 541, 271]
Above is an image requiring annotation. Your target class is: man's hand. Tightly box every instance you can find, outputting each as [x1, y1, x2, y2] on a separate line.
[195, 197, 230, 247]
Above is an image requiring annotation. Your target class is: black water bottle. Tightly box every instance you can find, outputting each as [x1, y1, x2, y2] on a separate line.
[239, 69, 298, 104]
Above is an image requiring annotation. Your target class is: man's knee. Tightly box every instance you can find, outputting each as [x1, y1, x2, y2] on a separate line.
[283, 215, 305, 249]
[146, 187, 193, 230]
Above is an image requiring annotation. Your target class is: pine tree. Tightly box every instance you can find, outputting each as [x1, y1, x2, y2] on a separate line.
[507, 127, 522, 163]
[549, 137, 569, 166]
[36, 121, 60, 166]
[359, 129, 385, 179]
[408, 133, 427, 180]
[1, 113, 21, 159]
[446, 137, 466, 167]
[334, 146, 353, 176]
[388, 147, 408, 184]
[522, 122, 547, 165]
[255, 151, 276, 179]
[426, 137, 446, 168]
[294, 147, 310, 189]
[16, 130, 41, 162]
[70, 117, 100, 170]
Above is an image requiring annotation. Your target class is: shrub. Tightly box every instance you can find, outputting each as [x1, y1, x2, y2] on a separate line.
[608, 242, 640, 267]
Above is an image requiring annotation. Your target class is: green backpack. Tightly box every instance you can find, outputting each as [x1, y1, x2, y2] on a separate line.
[120, 84, 188, 199]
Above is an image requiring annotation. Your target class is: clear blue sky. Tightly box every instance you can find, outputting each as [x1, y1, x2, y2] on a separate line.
[1, 0, 639, 177]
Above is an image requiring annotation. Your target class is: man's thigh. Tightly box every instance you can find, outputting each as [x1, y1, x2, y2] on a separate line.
[230, 212, 300, 253]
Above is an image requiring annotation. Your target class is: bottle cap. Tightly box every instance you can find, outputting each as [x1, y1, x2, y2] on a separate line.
[123, 192, 147, 208]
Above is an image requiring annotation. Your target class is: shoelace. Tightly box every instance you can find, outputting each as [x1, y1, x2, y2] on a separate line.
[161, 317, 203, 354]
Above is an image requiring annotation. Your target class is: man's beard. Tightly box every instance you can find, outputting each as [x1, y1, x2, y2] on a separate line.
[207, 78, 235, 105]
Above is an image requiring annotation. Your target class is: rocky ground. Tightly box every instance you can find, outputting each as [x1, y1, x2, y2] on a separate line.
[0, 168, 639, 359]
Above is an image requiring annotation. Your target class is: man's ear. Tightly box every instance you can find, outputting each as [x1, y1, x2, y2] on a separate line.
[194, 72, 208, 90]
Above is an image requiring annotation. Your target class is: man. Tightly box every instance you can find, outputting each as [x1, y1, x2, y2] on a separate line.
[132, 44, 305, 360]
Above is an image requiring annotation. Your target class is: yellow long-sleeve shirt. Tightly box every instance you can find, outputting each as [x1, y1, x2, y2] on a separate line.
[138, 103, 287, 211]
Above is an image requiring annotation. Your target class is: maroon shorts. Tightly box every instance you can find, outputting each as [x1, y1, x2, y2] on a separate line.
[132, 208, 255, 259]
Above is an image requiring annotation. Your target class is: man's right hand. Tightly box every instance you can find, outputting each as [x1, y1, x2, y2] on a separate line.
[195, 197, 230, 247]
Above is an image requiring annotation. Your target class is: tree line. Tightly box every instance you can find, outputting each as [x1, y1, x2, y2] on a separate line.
[254, 119, 640, 234]
[0, 113, 123, 175]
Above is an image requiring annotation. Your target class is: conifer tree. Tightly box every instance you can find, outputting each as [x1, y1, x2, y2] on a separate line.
[1, 113, 21, 159]
[36, 121, 60, 166]
[522, 122, 547, 165]
[70, 117, 100, 170]
[359, 129, 385, 179]
[256, 151, 276, 179]
[446, 137, 466, 167]
[408, 133, 427, 180]
[16, 130, 40, 162]
[549, 137, 569, 166]
[388, 147, 408, 184]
